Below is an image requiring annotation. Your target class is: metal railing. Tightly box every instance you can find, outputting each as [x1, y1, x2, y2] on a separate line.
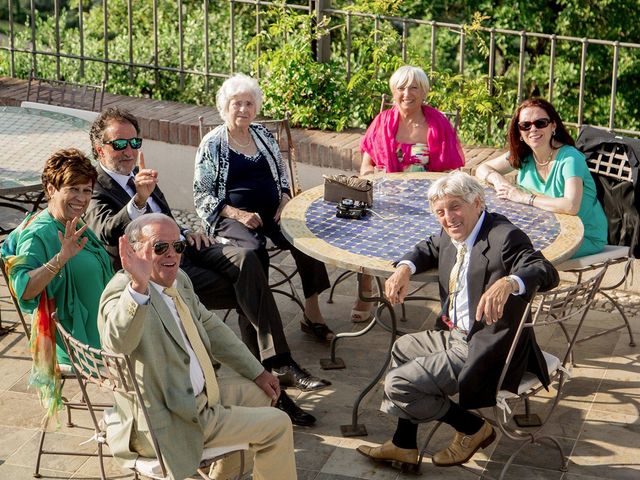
[1, 0, 639, 136]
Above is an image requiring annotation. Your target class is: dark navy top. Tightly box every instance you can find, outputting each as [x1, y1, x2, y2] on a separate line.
[226, 147, 280, 223]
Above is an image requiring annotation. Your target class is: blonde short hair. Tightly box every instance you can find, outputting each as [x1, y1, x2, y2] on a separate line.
[216, 73, 263, 122]
[427, 171, 486, 212]
[389, 66, 430, 97]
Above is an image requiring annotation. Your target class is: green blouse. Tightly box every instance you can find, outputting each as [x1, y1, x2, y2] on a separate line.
[3, 210, 114, 365]
[517, 145, 608, 258]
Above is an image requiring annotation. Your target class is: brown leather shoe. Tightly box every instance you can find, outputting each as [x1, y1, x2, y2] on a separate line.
[432, 420, 496, 467]
[356, 440, 418, 470]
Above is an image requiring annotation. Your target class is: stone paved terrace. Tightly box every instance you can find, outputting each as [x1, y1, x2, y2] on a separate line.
[2, 76, 640, 478]
[0, 76, 501, 174]
[0, 249, 639, 480]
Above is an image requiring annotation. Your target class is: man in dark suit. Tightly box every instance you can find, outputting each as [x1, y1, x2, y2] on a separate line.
[85, 106, 328, 426]
[357, 171, 559, 469]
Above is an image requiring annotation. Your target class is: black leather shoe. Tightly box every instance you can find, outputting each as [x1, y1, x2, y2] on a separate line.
[276, 391, 316, 427]
[273, 361, 331, 392]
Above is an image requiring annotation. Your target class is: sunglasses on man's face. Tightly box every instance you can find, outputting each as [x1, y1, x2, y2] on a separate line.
[103, 137, 143, 151]
[153, 240, 187, 255]
[517, 118, 552, 131]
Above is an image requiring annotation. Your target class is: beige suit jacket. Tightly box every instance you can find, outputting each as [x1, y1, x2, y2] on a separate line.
[98, 269, 264, 480]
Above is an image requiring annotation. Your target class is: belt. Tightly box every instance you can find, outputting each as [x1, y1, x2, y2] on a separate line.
[441, 315, 468, 337]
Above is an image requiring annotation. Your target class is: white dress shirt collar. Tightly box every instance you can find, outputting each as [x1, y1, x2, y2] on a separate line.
[101, 163, 135, 192]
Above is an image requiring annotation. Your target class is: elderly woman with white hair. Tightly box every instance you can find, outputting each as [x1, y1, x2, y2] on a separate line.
[194, 73, 335, 343]
[352, 65, 466, 322]
[359, 65, 464, 176]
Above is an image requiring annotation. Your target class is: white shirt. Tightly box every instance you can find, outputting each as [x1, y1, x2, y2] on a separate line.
[101, 164, 162, 219]
[127, 281, 205, 397]
[398, 211, 525, 331]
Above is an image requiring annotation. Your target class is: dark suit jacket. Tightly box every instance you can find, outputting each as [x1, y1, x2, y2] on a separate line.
[401, 211, 559, 409]
[86, 164, 181, 270]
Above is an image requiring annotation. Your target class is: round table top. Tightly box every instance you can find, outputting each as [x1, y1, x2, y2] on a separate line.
[0, 106, 92, 195]
[281, 172, 584, 277]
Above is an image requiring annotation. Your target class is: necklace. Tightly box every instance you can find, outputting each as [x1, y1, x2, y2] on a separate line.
[227, 129, 252, 148]
[534, 149, 554, 167]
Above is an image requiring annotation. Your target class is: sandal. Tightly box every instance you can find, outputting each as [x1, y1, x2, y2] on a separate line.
[301, 315, 335, 343]
[351, 290, 375, 323]
[350, 308, 374, 323]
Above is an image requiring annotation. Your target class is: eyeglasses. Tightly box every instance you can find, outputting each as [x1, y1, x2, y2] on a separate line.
[152, 240, 187, 255]
[103, 137, 143, 151]
[517, 118, 552, 131]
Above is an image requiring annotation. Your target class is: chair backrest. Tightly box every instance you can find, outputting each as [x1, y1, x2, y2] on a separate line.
[26, 70, 105, 112]
[0, 201, 29, 237]
[56, 318, 168, 477]
[198, 114, 302, 196]
[584, 141, 633, 182]
[0, 256, 31, 338]
[496, 265, 607, 396]
[379, 93, 460, 131]
[576, 125, 640, 257]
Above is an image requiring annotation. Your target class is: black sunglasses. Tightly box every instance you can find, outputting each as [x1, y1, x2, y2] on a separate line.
[153, 240, 187, 255]
[517, 118, 552, 131]
[103, 137, 143, 151]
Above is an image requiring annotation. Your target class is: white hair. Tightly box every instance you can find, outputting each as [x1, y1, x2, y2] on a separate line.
[125, 213, 177, 243]
[427, 171, 486, 212]
[389, 65, 430, 97]
[216, 73, 263, 122]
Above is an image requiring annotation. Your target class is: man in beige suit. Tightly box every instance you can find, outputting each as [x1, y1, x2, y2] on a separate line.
[99, 213, 296, 480]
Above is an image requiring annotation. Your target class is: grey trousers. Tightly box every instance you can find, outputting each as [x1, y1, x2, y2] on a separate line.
[381, 329, 469, 422]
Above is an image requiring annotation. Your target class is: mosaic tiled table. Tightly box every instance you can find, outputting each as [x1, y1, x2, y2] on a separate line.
[281, 172, 583, 275]
[0, 106, 92, 195]
[281, 171, 584, 436]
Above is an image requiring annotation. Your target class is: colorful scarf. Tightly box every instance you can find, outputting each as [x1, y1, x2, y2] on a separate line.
[360, 104, 465, 173]
[2, 217, 63, 423]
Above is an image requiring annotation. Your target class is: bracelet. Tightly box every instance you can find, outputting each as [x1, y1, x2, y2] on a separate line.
[53, 253, 62, 269]
[43, 261, 60, 275]
[486, 171, 498, 183]
[528, 194, 537, 206]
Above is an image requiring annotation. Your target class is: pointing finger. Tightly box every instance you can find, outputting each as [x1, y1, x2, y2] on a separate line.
[138, 151, 146, 170]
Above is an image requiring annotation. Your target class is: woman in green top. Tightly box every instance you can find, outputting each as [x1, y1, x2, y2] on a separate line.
[476, 98, 607, 258]
[2, 148, 114, 366]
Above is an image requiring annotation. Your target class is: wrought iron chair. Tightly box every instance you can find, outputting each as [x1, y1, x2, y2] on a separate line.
[558, 127, 638, 348]
[418, 265, 607, 479]
[0, 200, 30, 237]
[198, 114, 305, 313]
[1, 255, 111, 476]
[26, 70, 105, 112]
[56, 320, 248, 480]
[31, 314, 107, 478]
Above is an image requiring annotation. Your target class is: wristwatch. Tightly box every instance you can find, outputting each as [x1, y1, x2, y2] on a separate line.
[504, 275, 519, 293]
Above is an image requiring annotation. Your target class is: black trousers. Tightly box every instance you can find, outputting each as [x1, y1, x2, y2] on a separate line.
[181, 242, 290, 361]
[215, 218, 330, 299]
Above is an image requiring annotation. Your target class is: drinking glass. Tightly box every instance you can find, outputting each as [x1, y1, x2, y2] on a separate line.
[373, 166, 387, 201]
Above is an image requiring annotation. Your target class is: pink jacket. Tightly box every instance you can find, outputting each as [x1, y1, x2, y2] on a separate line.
[360, 105, 465, 173]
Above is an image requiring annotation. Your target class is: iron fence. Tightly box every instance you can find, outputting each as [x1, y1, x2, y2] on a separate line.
[1, 0, 639, 136]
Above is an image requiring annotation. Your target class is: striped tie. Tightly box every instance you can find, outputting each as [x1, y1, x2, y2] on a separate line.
[448, 243, 468, 325]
